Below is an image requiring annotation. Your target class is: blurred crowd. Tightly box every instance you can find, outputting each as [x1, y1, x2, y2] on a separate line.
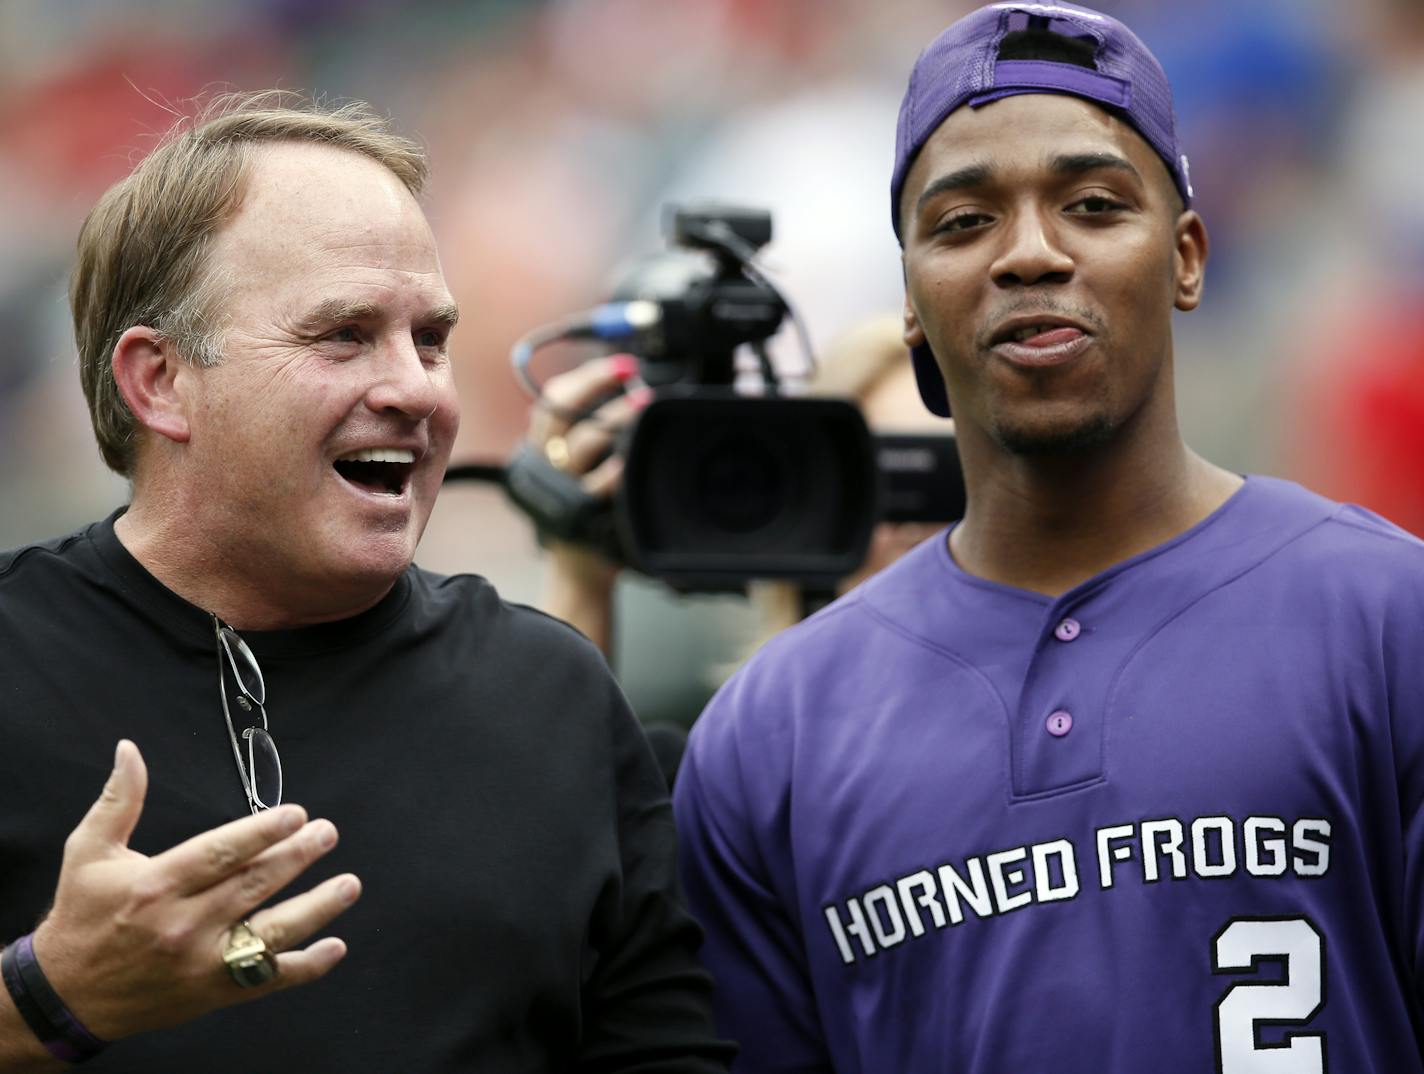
[3, 0, 1421, 693]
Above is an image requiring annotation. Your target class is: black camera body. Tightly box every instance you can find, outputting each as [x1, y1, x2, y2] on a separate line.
[503, 202, 964, 592]
[618, 388, 879, 586]
[606, 204, 784, 387]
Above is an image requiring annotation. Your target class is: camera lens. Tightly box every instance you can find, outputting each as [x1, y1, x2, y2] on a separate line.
[689, 431, 787, 534]
[618, 393, 878, 584]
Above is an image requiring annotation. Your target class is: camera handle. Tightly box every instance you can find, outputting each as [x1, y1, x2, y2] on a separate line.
[501, 442, 623, 562]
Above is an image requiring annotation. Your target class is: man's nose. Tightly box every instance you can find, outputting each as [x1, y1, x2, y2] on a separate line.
[367, 334, 440, 421]
[990, 208, 1074, 288]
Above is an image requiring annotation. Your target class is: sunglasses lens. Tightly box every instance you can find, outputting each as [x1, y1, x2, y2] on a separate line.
[221, 628, 266, 705]
[244, 727, 283, 808]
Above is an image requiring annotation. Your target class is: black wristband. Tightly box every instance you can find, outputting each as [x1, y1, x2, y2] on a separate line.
[1, 934, 108, 1063]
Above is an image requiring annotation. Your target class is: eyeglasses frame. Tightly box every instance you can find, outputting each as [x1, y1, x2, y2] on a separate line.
[212, 615, 283, 815]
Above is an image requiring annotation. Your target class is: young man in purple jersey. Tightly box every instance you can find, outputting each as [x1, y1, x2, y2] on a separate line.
[673, 3, 1424, 1070]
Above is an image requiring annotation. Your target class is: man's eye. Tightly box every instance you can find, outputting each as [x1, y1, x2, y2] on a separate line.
[415, 329, 447, 349]
[936, 212, 991, 234]
[1067, 195, 1126, 214]
[327, 326, 362, 343]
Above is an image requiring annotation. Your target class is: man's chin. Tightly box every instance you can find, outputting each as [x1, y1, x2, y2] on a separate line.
[314, 524, 420, 591]
[992, 414, 1117, 458]
[349, 536, 420, 579]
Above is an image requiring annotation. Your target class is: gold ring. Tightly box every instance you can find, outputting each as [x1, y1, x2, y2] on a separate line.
[544, 435, 571, 472]
[222, 919, 279, 988]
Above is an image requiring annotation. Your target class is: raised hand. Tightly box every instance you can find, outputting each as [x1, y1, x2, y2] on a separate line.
[526, 354, 650, 654]
[28, 740, 360, 1039]
[527, 354, 649, 499]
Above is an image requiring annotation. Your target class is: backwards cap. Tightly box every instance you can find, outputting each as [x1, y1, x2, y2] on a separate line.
[891, 1, 1192, 417]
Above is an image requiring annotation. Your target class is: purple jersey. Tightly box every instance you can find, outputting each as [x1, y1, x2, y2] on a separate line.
[674, 476, 1424, 1071]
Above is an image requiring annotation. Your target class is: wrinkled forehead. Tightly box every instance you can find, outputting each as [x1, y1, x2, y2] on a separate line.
[213, 144, 435, 269]
[205, 143, 446, 306]
[232, 143, 433, 250]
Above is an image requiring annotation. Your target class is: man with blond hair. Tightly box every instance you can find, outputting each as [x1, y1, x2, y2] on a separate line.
[0, 92, 731, 1072]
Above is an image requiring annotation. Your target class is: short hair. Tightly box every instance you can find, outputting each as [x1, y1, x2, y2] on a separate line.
[997, 26, 1097, 67]
[70, 89, 429, 475]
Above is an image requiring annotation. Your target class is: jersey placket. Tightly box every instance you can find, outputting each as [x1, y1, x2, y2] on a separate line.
[1011, 597, 1112, 798]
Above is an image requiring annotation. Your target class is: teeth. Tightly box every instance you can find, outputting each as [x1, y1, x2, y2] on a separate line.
[1014, 325, 1051, 342]
[340, 448, 414, 464]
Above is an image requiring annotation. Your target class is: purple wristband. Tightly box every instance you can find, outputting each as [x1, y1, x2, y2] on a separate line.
[1, 933, 108, 1063]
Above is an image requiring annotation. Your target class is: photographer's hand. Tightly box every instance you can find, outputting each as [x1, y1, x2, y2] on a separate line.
[526, 355, 648, 655]
[0, 740, 358, 1066]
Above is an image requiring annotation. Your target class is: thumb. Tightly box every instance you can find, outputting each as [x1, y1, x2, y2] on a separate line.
[72, 739, 149, 852]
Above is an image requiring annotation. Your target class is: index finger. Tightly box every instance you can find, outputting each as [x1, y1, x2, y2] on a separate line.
[529, 355, 638, 438]
[151, 804, 308, 897]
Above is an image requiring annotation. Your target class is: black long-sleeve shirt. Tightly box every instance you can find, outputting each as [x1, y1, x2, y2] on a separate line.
[0, 512, 734, 1072]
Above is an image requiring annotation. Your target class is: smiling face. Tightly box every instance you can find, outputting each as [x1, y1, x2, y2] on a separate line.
[899, 94, 1205, 460]
[177, 141, 460, 612]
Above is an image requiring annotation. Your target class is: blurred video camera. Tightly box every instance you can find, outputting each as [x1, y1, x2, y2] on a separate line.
[496, 202, 963, 591]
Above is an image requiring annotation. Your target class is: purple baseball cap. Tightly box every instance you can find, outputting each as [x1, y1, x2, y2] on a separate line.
[892, 1, 1193, 417]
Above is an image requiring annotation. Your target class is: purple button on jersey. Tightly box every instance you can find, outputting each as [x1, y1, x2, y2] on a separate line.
[1046, 710, 1073, 737]
[1054, 618, 1082, 642]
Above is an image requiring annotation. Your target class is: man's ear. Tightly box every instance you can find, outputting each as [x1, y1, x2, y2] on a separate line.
[1173, 210, 1209, 312]
[110, 326, 192, 445]
[902, 291, 926, 350]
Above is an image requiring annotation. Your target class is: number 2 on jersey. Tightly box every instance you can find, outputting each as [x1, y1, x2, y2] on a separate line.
[1212, 916, 1325, 1073]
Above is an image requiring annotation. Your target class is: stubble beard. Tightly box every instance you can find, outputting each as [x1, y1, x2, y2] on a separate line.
[990, 408, 1118, 458]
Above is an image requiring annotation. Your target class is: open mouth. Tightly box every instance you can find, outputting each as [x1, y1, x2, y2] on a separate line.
[333, 448, 415, 496]
[991, 322, 1089, 346]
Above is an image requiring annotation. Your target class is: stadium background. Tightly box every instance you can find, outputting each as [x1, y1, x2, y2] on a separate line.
[2, 0, 1420, 714]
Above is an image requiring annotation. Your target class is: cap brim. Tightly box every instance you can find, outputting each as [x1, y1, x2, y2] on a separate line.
[911, 342, 951, 417]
